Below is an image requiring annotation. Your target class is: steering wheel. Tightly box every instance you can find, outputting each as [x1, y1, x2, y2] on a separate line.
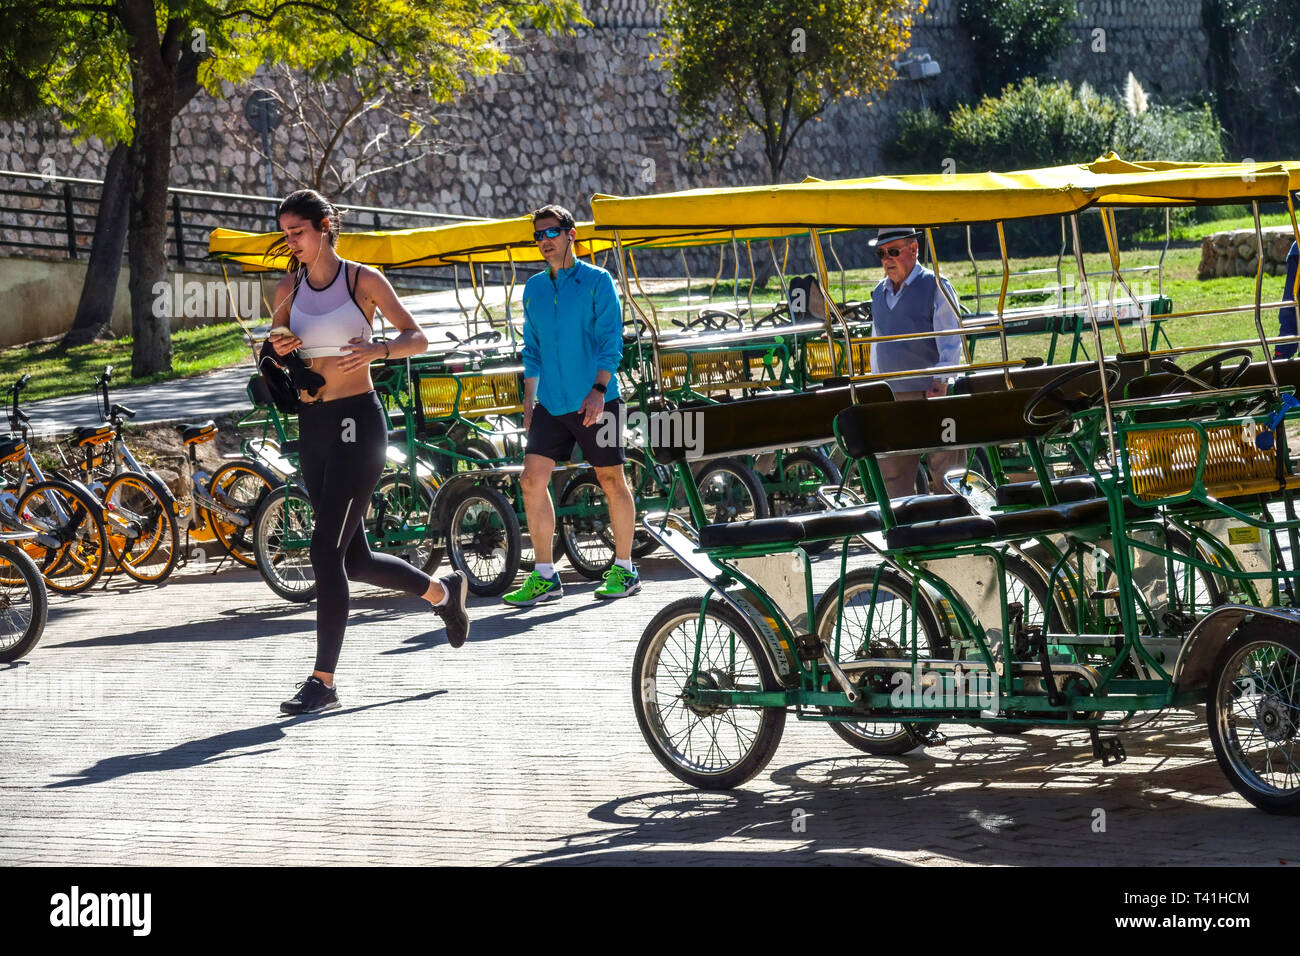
[1024, 362, 1121, 427]
[1158, 347, 1252, 392]
[623, 316, 652, 338]
[673, 310, 744, 333]
[751, 305, 794, 330]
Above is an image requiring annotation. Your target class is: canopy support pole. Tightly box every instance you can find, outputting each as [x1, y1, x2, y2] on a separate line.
[995, 222, 1012, 391]
[1070, 213, 1118, 469]
[809, 227, 856, 403]
[1253, 200, 1280, 388]
[1101, 207, 1147, 362]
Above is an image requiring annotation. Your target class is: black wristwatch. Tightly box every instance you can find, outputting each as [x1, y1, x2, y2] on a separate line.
[591, 381, 607, 394]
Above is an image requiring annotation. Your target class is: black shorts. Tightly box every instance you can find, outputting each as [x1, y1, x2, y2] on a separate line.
[526, 399, 626, 467]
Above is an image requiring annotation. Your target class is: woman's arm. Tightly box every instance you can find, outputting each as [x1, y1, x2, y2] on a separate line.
[339, 265, 429, 373]
[269, 273, 302, 356]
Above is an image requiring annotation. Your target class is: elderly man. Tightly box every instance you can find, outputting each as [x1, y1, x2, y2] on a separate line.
[867, 226, 967, 498]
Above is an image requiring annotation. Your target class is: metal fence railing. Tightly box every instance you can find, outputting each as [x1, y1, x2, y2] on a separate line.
[0, 169, 487, 289]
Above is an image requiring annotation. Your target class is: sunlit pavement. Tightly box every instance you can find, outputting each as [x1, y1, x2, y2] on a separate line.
[2, 550, 1297, 867]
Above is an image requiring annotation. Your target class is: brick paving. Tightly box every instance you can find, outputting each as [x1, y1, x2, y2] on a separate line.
[3, 550, 1299, 867]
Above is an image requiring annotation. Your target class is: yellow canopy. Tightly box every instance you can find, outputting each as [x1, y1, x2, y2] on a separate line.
[208, 217, 615, 272]
[591, 154, 1297, 234]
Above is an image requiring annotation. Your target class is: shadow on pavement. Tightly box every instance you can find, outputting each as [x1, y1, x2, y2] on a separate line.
[507, 714, 1295, 866]
[44, 690, 446, 788]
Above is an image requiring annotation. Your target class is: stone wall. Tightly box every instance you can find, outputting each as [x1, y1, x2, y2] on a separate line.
[0, 0, 1226, 251]
[1198, 226, 1296, 279]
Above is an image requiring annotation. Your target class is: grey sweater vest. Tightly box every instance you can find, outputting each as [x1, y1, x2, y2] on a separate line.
[871, 268, 941, 381]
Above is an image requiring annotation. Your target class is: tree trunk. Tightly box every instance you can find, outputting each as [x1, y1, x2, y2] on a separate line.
[123, 4, 176, 378]
[62, 142, 134, 347]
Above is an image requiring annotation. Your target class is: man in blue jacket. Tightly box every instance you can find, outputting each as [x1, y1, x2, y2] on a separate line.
[503, 204, 640, 606]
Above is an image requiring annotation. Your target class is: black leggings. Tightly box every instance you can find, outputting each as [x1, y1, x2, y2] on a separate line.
[298, 391, 432, 673]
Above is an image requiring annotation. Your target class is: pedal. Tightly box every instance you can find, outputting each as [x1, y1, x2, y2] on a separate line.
[1089, 727, 1127, 766]
[1089, 588, 1121, 601]
[918, 727, 948, 747]
[794, 632, 824, 662]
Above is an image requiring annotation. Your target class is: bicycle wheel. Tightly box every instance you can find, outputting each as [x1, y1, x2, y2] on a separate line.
[813, 565, 947, 755]
[633, 596, 786, 790]
[102, 472, 179, 584]
[766, 449, 841, 555]
[369, 474, 439, 574]
[443, 483, 521, 596]
[696, 457, 769, 525]
[1208, 631, 1300, 814]
[557, 471, 614, 580]
[0, 540, 48, 662]
[207, 460, 278, 567]
[15, 479, 108, 595]
[253, 484, 317, 603]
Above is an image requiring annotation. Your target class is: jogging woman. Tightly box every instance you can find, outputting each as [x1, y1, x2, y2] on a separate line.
[267, 189, 470, 716]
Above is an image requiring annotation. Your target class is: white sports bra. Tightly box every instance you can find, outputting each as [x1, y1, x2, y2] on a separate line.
[289, 260, 372, 358]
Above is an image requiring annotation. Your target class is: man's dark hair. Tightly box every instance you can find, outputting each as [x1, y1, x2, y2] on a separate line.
[531, 204, 575, 230]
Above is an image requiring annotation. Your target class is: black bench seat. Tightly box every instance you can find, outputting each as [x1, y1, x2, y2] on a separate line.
[994, 477, 1099, 507]
[696, 493, 972, 550]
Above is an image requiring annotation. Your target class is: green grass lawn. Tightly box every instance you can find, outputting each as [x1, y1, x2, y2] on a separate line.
[0, 322, 253, 404]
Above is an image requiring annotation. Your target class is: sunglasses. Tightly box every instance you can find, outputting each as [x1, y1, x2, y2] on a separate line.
[533, 226, 568, 241]
[875, 245, 909, 260]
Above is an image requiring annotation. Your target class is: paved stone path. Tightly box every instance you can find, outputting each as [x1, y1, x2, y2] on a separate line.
[3, 549, 1297, 867]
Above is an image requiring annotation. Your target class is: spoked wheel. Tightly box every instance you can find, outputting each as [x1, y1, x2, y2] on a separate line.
[101, 472, 179, 584]
[368, 475, 439, 574]
[252, 484, 317, 603]
[557, 472, 614, 580]
[696, 457, 769, 525]
[813, 565, 946, 755]
[206, 461, 278, 568]
[15, 479, 108, 595]
[0, 540, 48, 662]
[633, 596, 786, 790]
[444, 483, 521, 596]
[1209, 631, 1300, 814]
[766, 449, 841, 555]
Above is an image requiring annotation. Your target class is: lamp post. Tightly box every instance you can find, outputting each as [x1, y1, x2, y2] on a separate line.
[898, 49, 942, 110]
[244, 90, 283, 225]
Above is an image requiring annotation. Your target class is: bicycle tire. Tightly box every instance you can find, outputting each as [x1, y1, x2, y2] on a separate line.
[102, 471, 179, 584]
[0, 540, 48, 662]
[15, 479, 108, 594]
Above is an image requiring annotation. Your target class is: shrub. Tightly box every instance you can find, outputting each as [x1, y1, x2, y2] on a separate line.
[886, 79, 1227, 252]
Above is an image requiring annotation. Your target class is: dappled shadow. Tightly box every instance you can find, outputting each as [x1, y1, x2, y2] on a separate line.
[507, 711, 1299, 866]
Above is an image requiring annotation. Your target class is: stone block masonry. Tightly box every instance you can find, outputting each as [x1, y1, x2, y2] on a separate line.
[1, 1, 1221, 243]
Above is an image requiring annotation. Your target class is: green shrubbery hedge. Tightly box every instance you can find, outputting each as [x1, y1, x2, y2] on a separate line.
[887, 79, 1227, 253]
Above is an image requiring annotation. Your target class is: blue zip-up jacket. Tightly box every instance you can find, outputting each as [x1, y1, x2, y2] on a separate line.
[521, 259, 623, 414]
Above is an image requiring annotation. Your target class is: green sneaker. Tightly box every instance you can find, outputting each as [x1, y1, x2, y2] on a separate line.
[595, 564, 641, 600]
[502, 570, 563, 607]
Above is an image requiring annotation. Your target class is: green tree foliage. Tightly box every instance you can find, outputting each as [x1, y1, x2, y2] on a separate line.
[0, 0, 583, 373]
[957, 0, 1078, 98]
[656, 0, 924, 184]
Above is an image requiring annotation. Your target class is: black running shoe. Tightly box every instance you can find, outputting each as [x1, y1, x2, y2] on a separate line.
[433, 570, 470, 647]
[280, 676, 340, 715]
